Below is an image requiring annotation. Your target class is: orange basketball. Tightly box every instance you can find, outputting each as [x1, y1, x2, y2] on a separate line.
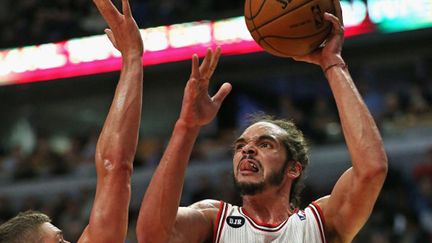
[244, 0, 335, 57]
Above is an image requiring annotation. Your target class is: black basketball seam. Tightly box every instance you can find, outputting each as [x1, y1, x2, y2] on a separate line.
[248, 0, 315, 33]
[249, 0, 264, 48]
[259, 24, 331, 56]
[245, 0, 268, 20]
[258, 38, 286, 56]
[260, 24, 331, 40]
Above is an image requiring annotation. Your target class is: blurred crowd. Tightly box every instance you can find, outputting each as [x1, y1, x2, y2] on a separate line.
[0, 0, 243, 49]
[0, 65, 430, 182]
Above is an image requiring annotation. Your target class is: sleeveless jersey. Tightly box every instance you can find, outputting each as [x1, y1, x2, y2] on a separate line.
[213, 201, 326, 243]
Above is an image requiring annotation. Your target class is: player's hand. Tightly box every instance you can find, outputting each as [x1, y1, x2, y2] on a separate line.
[292, 0, 344, 69]
[178, 47, 232, 128]
[93, 0, 143, 58]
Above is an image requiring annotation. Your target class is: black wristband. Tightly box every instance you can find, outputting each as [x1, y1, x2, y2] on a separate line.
[323, 63, 347, 73]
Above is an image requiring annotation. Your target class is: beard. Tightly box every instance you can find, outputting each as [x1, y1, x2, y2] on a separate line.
[233, 160, 288, 196]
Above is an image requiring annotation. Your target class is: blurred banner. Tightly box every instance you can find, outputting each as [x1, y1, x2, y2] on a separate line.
[0, 0, 431, 85]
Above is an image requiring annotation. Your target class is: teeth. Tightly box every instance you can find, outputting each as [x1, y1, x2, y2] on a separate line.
[249, 162, 257, 169]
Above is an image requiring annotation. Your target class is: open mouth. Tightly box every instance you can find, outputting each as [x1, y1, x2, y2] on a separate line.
[239, 159, 260, 173]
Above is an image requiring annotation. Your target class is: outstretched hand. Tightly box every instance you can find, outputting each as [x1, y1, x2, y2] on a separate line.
[93, 0, 143, 58]
[178, 47, 232, 128]
[292, 0, 344, 69]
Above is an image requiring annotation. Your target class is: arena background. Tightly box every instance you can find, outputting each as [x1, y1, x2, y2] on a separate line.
[0, 0, 431, 242]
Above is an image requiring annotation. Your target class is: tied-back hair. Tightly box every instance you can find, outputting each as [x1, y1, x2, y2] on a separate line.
[0, 210, 51, 243]
[247, 113, 310, 209]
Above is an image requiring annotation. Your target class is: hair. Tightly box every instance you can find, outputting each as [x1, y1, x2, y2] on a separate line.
[248, 113, 310, 208]
[0, 211, 52, 243]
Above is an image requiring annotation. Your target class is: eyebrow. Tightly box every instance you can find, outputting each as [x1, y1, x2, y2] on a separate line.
[234, 135, 278, 145]
[234, 137, 246, 145]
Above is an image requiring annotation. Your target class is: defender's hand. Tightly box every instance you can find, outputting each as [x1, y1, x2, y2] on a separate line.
[93, 0, 143, 58]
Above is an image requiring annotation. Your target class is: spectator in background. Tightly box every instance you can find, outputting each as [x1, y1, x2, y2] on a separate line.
[412, 146, 432, 237]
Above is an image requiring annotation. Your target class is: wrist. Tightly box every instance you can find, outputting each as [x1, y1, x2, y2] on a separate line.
[320, 55, 344, 69]
[122, 54, 143, 64]
[321, 55, 346, 73]
[175, 119, 201, 133]
[323, 62, 347, 74]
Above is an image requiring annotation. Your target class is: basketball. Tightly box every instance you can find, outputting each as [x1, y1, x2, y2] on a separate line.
[244, 0, 336, 57]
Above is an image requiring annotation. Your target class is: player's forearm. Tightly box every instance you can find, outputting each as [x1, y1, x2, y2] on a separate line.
[326, 64, 387, 176]
[137, 120, 200, 242]
[96, 56, 143, 168]
[81, 56, 142, 243]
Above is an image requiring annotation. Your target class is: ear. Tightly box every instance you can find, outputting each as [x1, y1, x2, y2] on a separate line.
[287, 161, 302, 179]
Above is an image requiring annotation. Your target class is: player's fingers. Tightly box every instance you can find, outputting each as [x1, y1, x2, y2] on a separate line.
[333, 0, 344, 26]
[207, 47, 221, 80]
[105, 29, 118, 49]
[122, 0, 132, 17]
[324, 13, 344, 36]
[190, 54, 200, 79]
[199, 48, 212, 77]
[93, 0, 122, 26]
[212, 82, 232, 105]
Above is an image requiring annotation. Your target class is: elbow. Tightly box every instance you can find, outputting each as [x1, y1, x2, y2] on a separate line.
[374, 151, 388, 177]
[360, 145, 388, 179]
[373, 160, 388, 179]
[96, 136, 137, 174]
[361, 156, 388, 183]
[103, 157, 133, 174]
[97, 149, 134, 176]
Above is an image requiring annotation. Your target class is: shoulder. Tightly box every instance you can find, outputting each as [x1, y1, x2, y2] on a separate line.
[313, 195, 330, 212]
[312, 196, 342, 242]
[172, 200, 222, 243]
[177, 199, 221, 224]
[310, 196, 330, 226]
[189, 199, 222, 211]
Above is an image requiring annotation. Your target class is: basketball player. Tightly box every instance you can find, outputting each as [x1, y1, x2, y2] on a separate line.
[0, 211, 69, 243]
[0, 0, 143, 242]
[136, 0, 388, 242]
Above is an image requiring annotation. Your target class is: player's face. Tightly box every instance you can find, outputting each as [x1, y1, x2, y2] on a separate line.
[39, 222, 70, 243]
[232, 122, 288, 195]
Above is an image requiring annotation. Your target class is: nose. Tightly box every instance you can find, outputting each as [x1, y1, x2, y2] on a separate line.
[242, 144, 257, 155]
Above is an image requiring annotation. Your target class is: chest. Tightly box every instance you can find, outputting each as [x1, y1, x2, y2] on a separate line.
[214, 205, 325, 243]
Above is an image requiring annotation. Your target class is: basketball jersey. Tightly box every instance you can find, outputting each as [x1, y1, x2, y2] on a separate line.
[213, 201, 326, 243]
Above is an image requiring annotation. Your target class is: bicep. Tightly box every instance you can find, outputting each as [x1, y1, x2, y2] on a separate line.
[323, 167, 385, 240]
[170, 204, 217, 243]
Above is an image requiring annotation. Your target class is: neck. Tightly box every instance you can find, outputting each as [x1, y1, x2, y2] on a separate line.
[241, 183, 293, 225]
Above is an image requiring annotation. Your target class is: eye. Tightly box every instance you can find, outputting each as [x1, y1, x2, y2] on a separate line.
[234, 143, 245, 151]
[259, 142, 272, 148]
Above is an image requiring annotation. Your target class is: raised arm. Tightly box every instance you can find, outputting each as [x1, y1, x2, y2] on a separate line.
[293, 1, 388, 242]
[136, 48, 231, 243]
[78, 0, 143, 242]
